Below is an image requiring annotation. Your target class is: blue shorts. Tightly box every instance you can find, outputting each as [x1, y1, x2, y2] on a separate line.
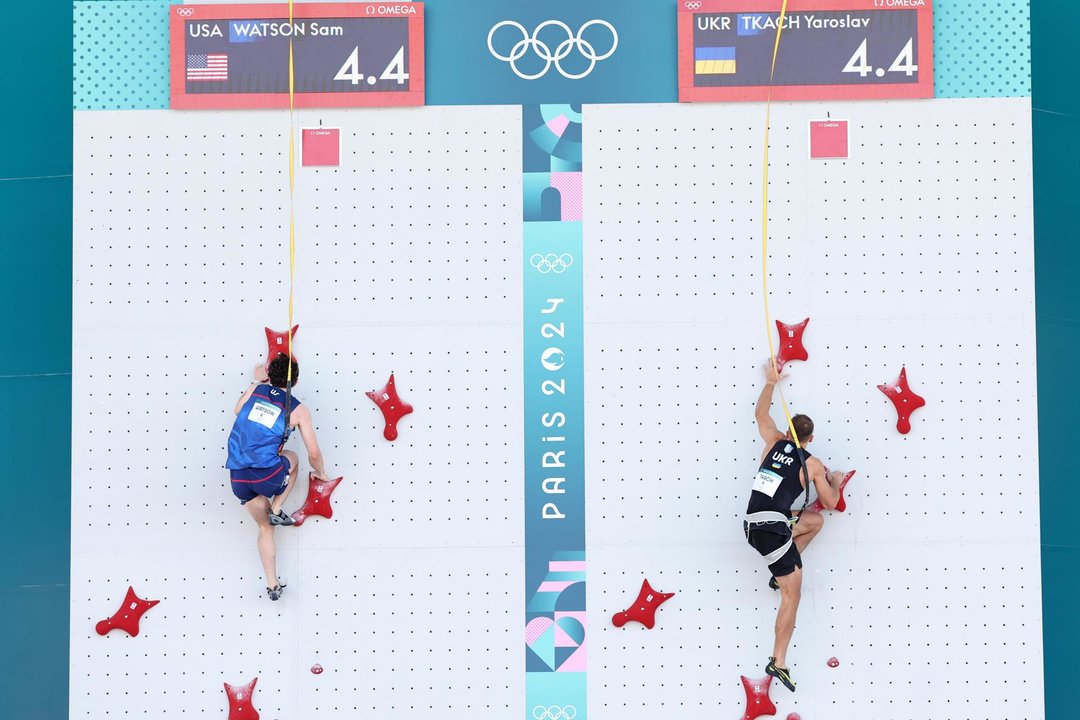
[230, 455, 292, 504]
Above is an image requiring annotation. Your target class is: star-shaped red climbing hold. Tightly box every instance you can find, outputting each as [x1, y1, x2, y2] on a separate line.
[291, 473, 344, 527]
[740, 675, 777, 720]
[807, 469, 856, 513]
[878, 366, 926, 434]
[774, 317, 809, 372]
[265, 325, 299, 365]
[95, 586, 160, 637]
[367, 372, 413, 441]
[224, 677, 259, 720]
[611, 578, 675, 629]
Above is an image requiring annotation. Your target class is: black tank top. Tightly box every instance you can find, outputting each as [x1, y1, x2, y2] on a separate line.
[746, 440, 812, 518]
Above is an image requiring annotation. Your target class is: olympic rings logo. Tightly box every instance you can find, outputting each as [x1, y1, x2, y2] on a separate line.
[175, 7, 195, 15]
[487, 20, 618, 80]
[684, 1, 703, 9]
[532, 705, 577, 720]
[530, 253, 575, 274]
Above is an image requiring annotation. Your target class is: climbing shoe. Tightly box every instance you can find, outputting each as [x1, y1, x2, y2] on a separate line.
[267, 582, 287, 601]
[766, 657, 796, 692]
[268, 510, 295, 526]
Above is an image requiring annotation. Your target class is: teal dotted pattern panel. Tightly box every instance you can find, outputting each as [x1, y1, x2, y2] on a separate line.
[934, 0, 1030, 97]
[74, 0, 171, 111]
[72, 0, 1031, 108]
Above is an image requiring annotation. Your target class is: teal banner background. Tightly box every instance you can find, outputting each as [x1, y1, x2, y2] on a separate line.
[427, 0, 675, 105]
[521, 103, 588, 717]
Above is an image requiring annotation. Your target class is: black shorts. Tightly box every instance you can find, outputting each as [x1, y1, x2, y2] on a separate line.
[746, 527, 802, 577]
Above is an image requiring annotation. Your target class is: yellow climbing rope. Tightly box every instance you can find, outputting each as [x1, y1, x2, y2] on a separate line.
[759, 0, 803, 450]
[285, 0, 297, 384]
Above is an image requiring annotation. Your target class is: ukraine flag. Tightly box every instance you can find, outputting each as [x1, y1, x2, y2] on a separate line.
[695, 46, 737, 75]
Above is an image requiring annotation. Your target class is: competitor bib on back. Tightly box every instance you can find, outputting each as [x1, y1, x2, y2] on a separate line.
[752, 468, 784, 498]
[247, 399, 282, 429]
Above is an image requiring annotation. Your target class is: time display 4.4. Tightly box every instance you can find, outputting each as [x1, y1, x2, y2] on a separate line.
[170, 3, 425, 109]
[678, 0, 933, 102]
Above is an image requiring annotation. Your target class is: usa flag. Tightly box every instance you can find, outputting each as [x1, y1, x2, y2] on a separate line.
[186, 53, 228, 82]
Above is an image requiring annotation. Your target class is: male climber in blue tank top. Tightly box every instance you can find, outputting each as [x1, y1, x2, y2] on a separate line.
[227, 354, 329, 601]
[745, 360, 845, 692]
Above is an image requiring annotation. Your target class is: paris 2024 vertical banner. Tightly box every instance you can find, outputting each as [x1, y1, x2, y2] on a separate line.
[522, 104, 586, 720]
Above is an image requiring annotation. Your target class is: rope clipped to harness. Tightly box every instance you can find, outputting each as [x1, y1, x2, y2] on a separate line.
[792, 446, 810, 525]
[280, 350, 296, 447]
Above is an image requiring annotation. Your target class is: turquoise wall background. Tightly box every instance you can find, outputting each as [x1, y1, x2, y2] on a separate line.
[0, 0, 72, 717]
[1032, 4, 1079, 719]
[5, 0, 1072, 717]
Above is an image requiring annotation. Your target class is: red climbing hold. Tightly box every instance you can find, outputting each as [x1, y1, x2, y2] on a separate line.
[291, 473, 343, 527]
[264, 325, 299, 365]
[740, 675, 777, 720]
[827, 657, 840, 668]
[311, 664, 324, 675]
[95, 586, 159, 637]
[807, 469, 856, 513]
[787, 714, 802, 720]
[774, 318, 810, 372]
[366, 372, 413, 441]
[611, 578, 675, 629]
[224, 677, 259, 720]
[878, 366, 926, 434]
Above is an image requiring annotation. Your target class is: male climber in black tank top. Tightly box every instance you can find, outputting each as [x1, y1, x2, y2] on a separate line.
[745, 360, 845, 692]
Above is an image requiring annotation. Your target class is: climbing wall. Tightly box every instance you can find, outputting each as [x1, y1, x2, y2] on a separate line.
[71, 105, 527, 717]
[73, 94, 1042, 719]
[583, 97, 1041, 719]
[70, 0, 1045, 707]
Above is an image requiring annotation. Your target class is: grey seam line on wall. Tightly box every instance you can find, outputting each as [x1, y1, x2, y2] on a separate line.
[0, 174, 73, 182]
[1032, 108, 1080, 119]
[0, 584, 70, 591]
[0, 372, 72, 380]
[1036, 315, 1080, 327]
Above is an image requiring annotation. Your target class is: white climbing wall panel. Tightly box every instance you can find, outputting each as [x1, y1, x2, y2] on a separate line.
[73, 96, 1042, 719]
[71, 105, 526, 718]
[583, 97, 1042, 719]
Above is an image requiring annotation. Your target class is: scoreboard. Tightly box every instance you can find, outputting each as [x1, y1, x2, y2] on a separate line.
[170, 3, 425, 109]
[678, 0, 933, 102]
